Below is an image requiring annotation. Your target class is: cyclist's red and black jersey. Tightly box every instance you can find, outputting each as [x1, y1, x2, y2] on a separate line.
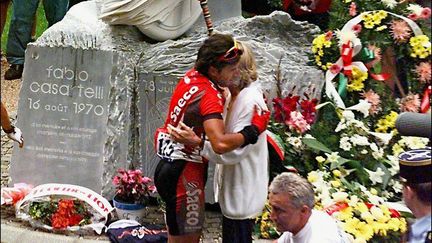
[154, 69, 225, 236]
[155, 69, 224, 163]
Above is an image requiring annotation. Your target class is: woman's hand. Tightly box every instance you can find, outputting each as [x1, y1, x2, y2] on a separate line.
[168, 122, 202, 147]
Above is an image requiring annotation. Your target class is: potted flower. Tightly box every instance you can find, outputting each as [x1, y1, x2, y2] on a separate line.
[112, 168, 156, 222]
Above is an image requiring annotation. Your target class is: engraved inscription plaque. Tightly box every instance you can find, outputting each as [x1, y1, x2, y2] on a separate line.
[10, 46, 114, 192]
[138, 74, 177, 178]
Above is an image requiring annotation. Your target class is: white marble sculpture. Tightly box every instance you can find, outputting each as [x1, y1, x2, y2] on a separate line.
[99, 0, 202, 41]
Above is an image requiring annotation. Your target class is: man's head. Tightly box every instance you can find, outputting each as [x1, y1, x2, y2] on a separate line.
[398, 147, 431, 217]
[195, 33, 242, 87]
[268, 172, 315, 235]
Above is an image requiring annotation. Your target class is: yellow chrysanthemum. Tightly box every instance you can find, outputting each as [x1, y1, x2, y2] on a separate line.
[392, 143, 404, 156]
[355, 202, 369, 214]
[342, 217, 361, 235]
[399, 218, 408, 233]
[347, 79, 365, 92]
[362, 14, 372, 22]
[379, 205, 391, 217]
[261, 211, 269, 220]
[376, 10, 388, 20]
[364, 21, 375, 29]
[372, 221, 389, 236]
[360, 211, 375, 224]
[372, 14, 382, 24]
[375, 111, 397, 132]
[387, 217, 402, 231]
[312, 34, 334, 69]
[356, 221, 374, 240]
[331, 180, 342, 188]
[410, 35, 431, 59]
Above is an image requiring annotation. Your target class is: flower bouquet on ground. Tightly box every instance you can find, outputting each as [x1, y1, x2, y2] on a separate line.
[28, 198, 92, 229]
[15, 183, 113, 234]
[112, 168, 157, 222]
[112, 168, 156, 205]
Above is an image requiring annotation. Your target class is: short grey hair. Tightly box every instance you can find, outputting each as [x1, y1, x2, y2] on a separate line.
[269, 172, 315, 209]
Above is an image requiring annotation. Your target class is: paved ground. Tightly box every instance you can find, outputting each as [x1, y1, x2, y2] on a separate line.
[1, 118, 273, 243]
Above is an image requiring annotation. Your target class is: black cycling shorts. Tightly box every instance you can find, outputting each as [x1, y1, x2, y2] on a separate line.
[154, 159, 208, 235]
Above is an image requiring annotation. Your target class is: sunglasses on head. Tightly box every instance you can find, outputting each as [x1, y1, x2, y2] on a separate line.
[217, 40, 242, 63]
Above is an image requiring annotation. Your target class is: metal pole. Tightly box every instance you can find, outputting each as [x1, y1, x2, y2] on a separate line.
[199, 0, 214, 36]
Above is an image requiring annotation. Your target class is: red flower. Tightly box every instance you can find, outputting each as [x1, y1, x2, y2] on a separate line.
[300, 98, 318, 124]
[325, 202, 349, 216]
[52, 213, 69, 229]
[68, 214, 83, 226]
[389, 208, 401, 218]
[50, 199, 88, 229]
[272, 97, 285, 122]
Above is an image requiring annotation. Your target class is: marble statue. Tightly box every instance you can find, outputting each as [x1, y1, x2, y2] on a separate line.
[99, 0, 202, 41]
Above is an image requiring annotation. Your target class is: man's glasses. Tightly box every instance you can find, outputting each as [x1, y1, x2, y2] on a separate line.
[217, 40, 242, 63]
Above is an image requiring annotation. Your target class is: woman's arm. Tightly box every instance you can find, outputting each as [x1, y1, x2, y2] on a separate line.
[1, 101, 13, 132]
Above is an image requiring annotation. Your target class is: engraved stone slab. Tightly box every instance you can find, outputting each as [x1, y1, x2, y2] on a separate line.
[10, 46, 116, 193]
[137, 74, 177, 178]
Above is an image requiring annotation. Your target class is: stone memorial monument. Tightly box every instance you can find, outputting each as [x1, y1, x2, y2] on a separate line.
[10, 0, 324, 201]
[10, 47, 118, 192]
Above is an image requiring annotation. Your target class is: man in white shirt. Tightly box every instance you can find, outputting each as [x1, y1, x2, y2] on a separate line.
[268, 172, 348, 243]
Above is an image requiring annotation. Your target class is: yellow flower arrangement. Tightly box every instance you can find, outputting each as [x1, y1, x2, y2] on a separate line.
[362, 11, 388, 29]
[254, 203, 280, 239]
[312, 33, 334, 69]
[409, 35, 431, 59]
[327, 201, 407, 242]
[375, 111, 398, 133]
[391, 136, 430, 155]
[347, 66, 368, 92]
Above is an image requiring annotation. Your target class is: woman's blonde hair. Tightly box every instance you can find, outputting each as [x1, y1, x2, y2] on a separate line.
[237, 41, 258, 89]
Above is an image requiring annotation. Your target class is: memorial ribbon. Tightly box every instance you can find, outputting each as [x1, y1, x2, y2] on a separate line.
[341, 42, 354, 77]
[420, 85, 431, 113]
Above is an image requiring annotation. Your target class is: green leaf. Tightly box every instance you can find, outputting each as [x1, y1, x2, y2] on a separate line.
[376, 164, 392, 189]
[330, 157, 351, 170]
[302, 138, 333, 153]
[340, 177, 355, 191]
[346, 160, 369, 185]
[372, 62, 382, 74]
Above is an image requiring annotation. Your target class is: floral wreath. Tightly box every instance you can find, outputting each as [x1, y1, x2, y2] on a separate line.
[312, 6, 431, 113]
